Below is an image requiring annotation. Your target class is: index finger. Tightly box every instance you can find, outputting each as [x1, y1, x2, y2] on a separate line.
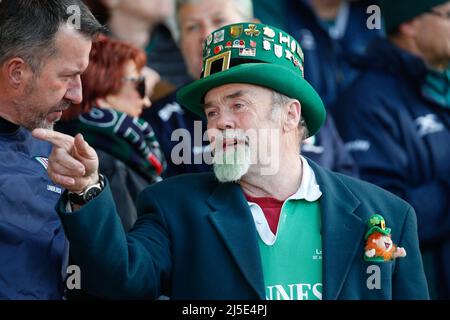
[32, 128, 74, 150]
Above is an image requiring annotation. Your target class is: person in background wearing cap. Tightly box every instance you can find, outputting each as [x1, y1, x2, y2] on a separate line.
[333, 0, 450, 299]
[253, 0, 383, 109]
[33, 23, 428, 300]
[142, 0, 358, 178]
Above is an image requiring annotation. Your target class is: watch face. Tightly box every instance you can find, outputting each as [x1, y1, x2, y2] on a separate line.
[84, 186, 102, 202]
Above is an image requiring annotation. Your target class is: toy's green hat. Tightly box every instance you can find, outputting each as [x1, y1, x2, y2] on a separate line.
[365, 214, 391, 240]
[177, 22, 326, 136]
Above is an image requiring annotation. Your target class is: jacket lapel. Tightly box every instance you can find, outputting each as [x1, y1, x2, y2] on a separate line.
[310, 161, 366, 300]
[206, 182, 265, 299]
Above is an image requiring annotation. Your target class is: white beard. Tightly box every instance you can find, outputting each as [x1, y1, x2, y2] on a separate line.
[212, 130, 251, 183]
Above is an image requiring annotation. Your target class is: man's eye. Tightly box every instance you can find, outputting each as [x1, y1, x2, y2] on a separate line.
[213, 18, 226, 27]
[185, 24, 199, 32]
[206, 111, 218, 118]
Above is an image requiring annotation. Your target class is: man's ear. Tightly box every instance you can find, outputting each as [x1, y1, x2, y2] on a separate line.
[283, 99, 301, 133]
[4, 57, 29, 89]
[398, 20, 417, 38]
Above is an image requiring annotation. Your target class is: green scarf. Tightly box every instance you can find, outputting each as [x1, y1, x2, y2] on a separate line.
[422, 67, 450, 109]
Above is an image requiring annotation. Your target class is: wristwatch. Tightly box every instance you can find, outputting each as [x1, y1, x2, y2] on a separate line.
[68, 174, 105, 206]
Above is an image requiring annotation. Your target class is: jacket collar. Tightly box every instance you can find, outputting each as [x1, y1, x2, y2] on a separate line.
[0, 116, 20, 135]
[206, 181, 266, 299]
[288, 156, 322, 201]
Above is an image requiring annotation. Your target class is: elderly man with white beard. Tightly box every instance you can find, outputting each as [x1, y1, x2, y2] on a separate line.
[33, 23, 428, 300]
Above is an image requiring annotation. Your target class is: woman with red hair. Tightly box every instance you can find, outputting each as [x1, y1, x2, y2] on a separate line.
[57, 36, 165, 232]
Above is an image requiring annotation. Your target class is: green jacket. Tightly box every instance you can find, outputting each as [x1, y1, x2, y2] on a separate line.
[57, 160, 429, 299]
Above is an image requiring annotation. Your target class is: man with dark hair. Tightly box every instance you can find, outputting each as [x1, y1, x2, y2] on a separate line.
[0, 0, 102, 299]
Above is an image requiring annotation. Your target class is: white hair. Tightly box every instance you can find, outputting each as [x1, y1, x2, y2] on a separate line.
[271, 91, 309, 141]
[166, 0, 254, 43]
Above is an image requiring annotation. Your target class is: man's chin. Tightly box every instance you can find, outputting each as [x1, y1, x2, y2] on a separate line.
[32, 120, 54, 131]
[213, 163, 250, 183]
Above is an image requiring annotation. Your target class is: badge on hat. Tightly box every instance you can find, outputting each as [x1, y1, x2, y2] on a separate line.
[177, 22, 327, 139]
[364, 214, 406, 262]
[244, 24, 260, 37]
[230, 25, 243, 38]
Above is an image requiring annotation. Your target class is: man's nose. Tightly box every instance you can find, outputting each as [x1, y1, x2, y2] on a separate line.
[216, 111, 236, 130]
[65, 76, 83, 105]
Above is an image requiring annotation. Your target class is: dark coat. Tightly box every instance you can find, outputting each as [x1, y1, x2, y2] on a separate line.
[56, 160, 428, 300]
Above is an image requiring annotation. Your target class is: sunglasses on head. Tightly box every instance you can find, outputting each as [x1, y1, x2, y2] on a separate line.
[123, 76, 147, 99]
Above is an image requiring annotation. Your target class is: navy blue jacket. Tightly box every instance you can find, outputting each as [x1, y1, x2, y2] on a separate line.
[142, 91, 358, 178]
[333, 38, 450, 297]
[56, 160, 428, 299]
[0, 117, 68, 299]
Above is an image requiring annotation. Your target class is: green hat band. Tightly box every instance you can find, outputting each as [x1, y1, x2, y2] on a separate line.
[201, 23, 305, 79]
[177, 22, 326, 137]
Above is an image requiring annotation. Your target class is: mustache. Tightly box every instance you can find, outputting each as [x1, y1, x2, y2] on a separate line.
[48, 100, 71, 114]
[211, 130, 249, 144]
[210, 130, 250, 156]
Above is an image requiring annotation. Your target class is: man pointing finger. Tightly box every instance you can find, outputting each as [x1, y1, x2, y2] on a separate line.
[32, 129, 99, 195]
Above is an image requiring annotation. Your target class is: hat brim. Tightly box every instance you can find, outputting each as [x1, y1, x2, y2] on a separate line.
[365, 227, 391, 240]
[177, 63, 326, 137]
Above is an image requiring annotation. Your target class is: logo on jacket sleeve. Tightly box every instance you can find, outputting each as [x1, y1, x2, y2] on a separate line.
[34, 156, 49, 170]
[415, 114, 444, 137]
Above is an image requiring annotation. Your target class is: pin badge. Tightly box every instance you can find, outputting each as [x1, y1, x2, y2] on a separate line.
[230, 25, 243, 38]
[244, 24, 261, 37]
[263, 26, 276, 38]
[274, 44, 283, 58]
[214, 30, 225, 44]
[239, 48, 256, 57]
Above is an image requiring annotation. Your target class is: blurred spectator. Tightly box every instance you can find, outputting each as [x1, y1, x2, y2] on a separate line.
[147, 24, 192, 89]
[83, 0, 181, 97]
[334, 0, 450, 298]
[254, 0, 383, 108]
[57, 36, 165, 232]
[141, 0, 254, 177]
[142, 0, 358, 178]
[84, 0, 173, 49]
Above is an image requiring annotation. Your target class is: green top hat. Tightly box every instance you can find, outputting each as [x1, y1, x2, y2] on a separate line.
[365, 214, 391, 240]
[177, 22, 326, 137]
